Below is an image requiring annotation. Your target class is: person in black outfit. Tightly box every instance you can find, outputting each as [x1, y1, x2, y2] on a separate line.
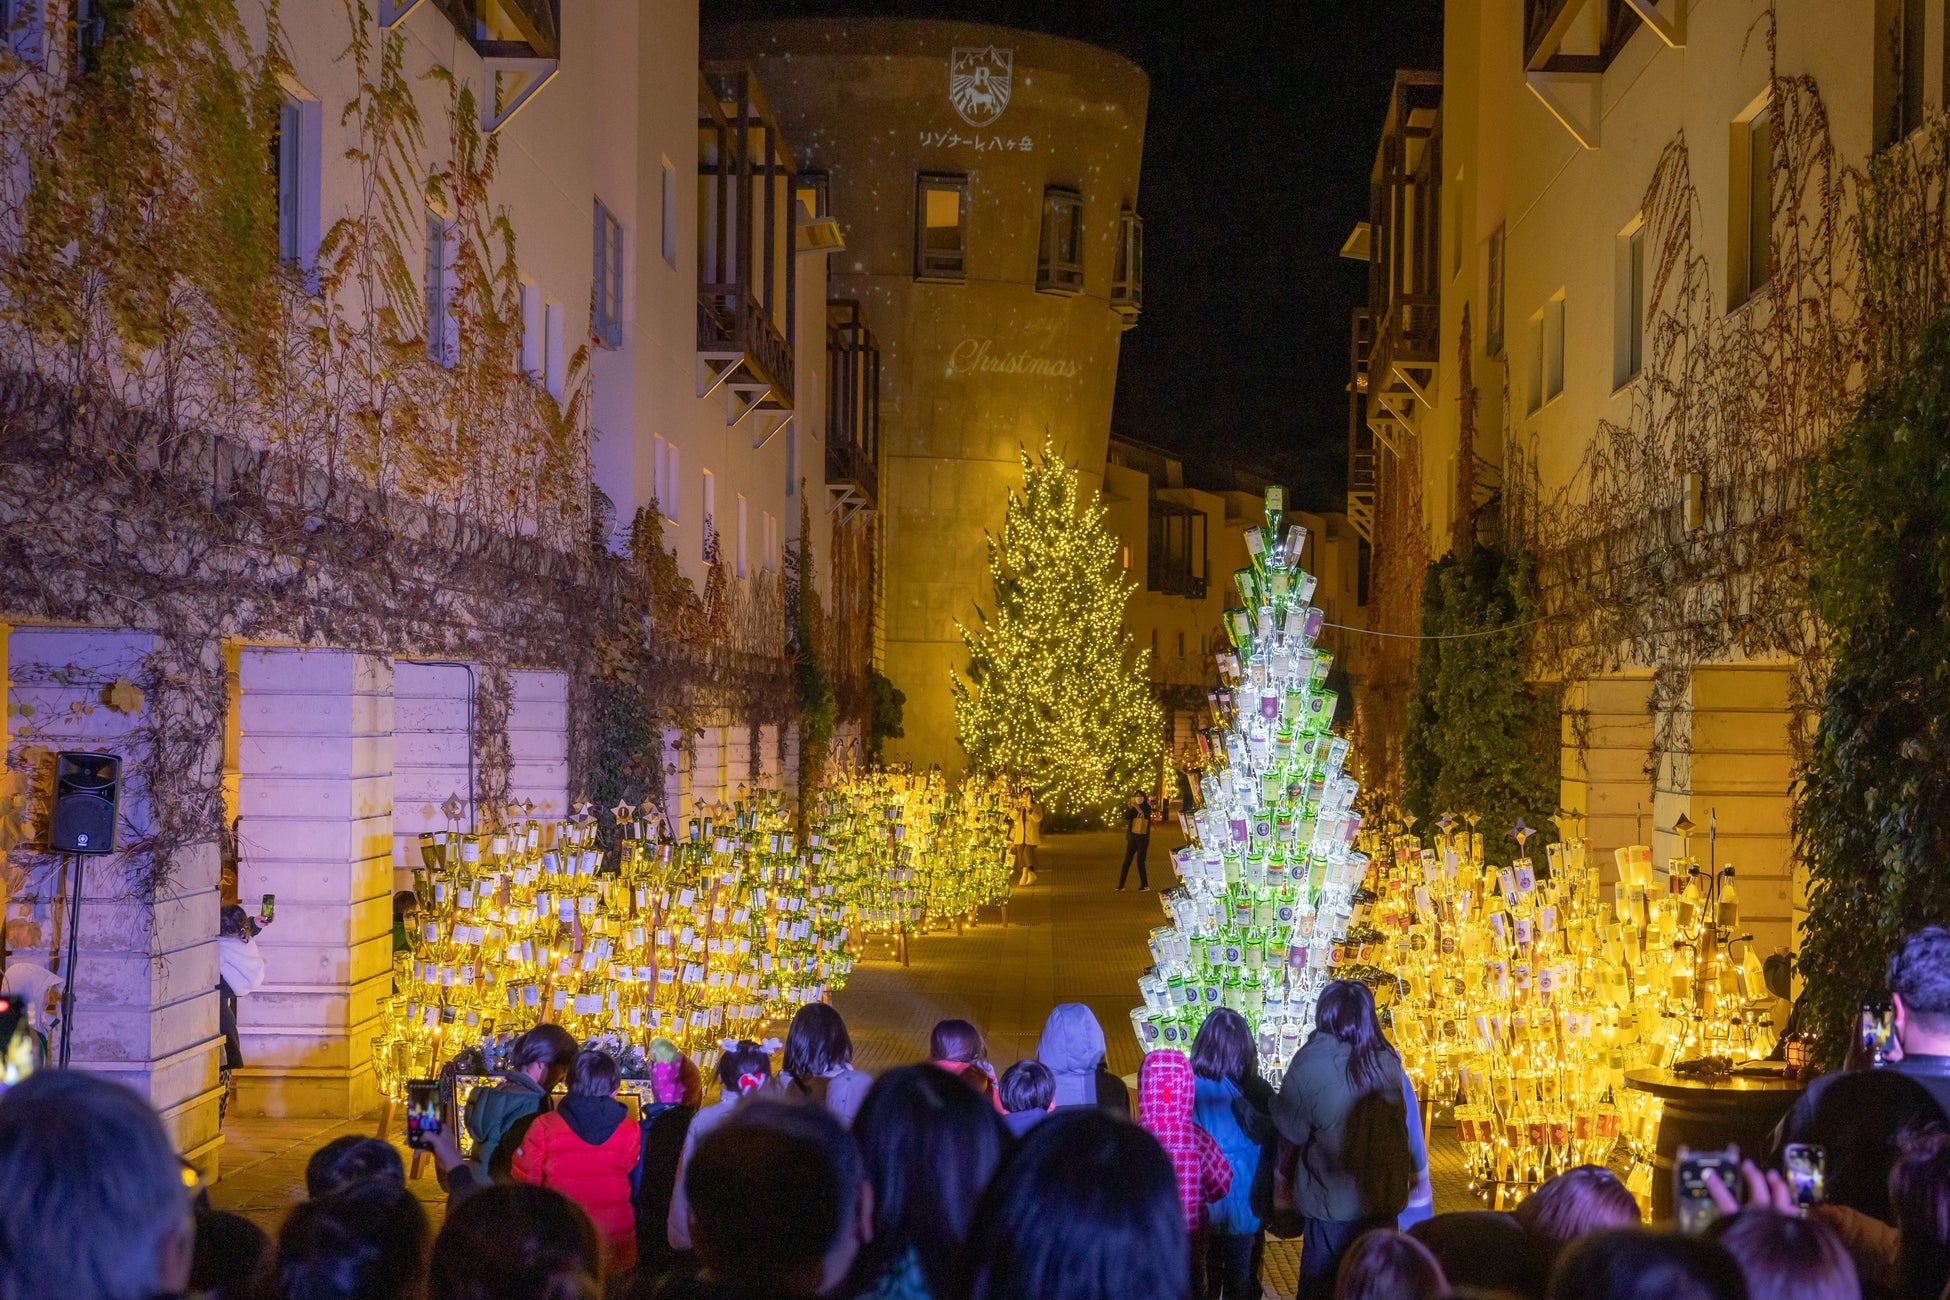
[1773, 926, 1950, 1216]
[1117, 791, 1154, 891]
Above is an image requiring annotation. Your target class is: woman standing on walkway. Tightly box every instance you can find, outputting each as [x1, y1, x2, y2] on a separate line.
[1271, 980, 1429, 1300]
[1191, 1008, 1274, 1299]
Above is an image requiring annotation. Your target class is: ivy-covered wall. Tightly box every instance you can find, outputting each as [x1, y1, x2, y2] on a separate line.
[1401, 546, 1560, 864]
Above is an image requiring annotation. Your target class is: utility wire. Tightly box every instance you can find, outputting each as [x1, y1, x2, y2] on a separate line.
[1320, 615, 1551, 642]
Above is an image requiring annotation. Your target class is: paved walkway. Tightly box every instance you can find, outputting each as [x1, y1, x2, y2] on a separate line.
[209, 829, 1475, 1297]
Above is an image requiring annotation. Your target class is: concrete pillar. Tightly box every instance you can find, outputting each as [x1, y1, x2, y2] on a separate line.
[1560, 672, 1657, 875]
[726, 724, 753, 799]
[661, 727, 690, 821]
[390, 661, 474, 875]
[4, 627, 224, 1174]
[234, 648, 392, 1118]
[758, 723, 781, 789]
[507, 670, 569, 819]
[1685, 664, 1797, 959]
[693, 725, 723, 807]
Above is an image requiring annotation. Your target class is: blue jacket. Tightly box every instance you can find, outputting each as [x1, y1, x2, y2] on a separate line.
[1194, 1074, 1263, 1235]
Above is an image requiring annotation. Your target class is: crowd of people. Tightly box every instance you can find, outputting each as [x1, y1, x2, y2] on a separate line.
[15, 929, 1950, 1300]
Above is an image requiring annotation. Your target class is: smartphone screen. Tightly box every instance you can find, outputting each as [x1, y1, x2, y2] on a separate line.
[1784, 1143, 1826, 1207]
[1675, 1144, 1741, 1234]
[1861, 1001, 1895, 1062]
[404, 1079, 442, 1151]
[0, 996, 38, 1093]
[260, 893, 276, 923]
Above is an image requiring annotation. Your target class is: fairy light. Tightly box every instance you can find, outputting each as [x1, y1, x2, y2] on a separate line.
[372, 789, 853, 1099]
[811, 768, 1014, 934]
[952, 446, 1164, 816]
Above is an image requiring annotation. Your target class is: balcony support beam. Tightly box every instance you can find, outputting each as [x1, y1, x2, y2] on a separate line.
[1621, 0, 1684, 48]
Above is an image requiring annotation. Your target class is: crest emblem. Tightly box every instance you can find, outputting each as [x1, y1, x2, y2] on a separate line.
[949, 46, 1013, 128]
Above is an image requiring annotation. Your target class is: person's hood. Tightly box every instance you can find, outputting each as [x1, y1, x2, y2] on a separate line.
[1036, 1003, 1107, 1076]
[1138, 1050, 1196, 1129]
[1, 964, 62, 1032]
[556, 1093, 628, 1146]
[499, 1070, 548, 1095]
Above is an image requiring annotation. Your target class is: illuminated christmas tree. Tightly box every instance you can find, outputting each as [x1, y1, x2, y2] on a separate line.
[952, 446, 1163, 816]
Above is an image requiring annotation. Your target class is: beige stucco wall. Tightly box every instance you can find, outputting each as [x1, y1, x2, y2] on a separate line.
[707, 20, 1149, 775]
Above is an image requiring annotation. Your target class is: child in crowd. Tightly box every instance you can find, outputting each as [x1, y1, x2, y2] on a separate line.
[998, 1058, 1056, 1137]
[1137, 1047, 1232, 1293]
[667, 1039, 775, 1252]
[512, 1048, 642, 1276]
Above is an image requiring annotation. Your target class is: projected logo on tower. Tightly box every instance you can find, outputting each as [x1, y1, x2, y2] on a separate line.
[949, 46, 1013, 127]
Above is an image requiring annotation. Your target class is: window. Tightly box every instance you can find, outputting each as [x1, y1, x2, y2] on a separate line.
[795, 170, 829, 221]
[701, 469, 715, 561]
[1111, 208, 1143, 315]
[664, 444, 679, 523]
[1879, 0, 1930, 150]
[1615, 218, 1647, 388]
[1524, 308, 1544, 414]
[1544, 292, 1565, 403]
[735, 494, 748, 579]
[1485, 223, 1506, 358]
[653, 436, 667, 512]
[426, 215, 456, 367]
[593, 199, 624, 349]
[1147, 502, 1207, 598]
[73, 0, 104, 75]
[273, 93, 321, 277]
[2, 0, 36, 63]
[543, 302, 565, 399]
[1731, 94, 1773, 307]
[1176, 630, 1186, 660]
[660, 156, 678, 268]
[1120, 544, 1131, 572]
[762, 511, 777, 572]
[1037, 186, 1084, 294]
[519, 281, 543, 379]
[915, 173, 967, 281]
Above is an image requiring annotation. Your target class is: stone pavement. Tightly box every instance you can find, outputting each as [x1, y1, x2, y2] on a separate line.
[207, 828, 1476, 1297]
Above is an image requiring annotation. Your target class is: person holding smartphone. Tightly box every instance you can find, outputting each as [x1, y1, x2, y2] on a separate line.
[1773, 928, 1950, 1203]
[216, 902, 272, 1119]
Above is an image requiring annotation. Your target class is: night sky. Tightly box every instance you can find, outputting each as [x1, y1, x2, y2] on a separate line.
[701, 1, 1446, 512]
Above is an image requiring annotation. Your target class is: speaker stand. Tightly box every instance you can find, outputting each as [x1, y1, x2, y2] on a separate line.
[57, 853, 82, 1068]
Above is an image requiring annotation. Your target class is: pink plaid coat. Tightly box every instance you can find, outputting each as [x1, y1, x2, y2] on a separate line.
[1139, 1049, 1233, 1233]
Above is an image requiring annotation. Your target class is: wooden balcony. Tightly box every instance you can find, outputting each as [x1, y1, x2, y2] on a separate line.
[1362, 71, 1442, 452]
[697, 66, 796, 444]
[1347, 307, 1376, 544]
[409, 0, 560, 131]
[826, 300, 880, 519]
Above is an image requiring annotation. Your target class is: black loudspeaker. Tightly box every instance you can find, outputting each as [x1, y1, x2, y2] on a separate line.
[50, 752, 120, 855]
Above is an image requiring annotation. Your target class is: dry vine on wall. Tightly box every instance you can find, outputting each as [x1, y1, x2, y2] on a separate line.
[0, 1, 787, 941]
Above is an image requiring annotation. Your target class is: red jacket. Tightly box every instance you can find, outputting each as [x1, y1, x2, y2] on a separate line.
[512, 1097, 643, 1275]
[1138, 1049, 1232, 1234]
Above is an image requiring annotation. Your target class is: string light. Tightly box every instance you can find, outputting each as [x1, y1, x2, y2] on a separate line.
[953, 446, 1164, 815]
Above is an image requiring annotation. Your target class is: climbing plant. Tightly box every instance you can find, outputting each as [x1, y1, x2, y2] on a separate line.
[866, 666, 904, 763]
[789, 495, 837, 791]
[1795, 317, 1950, 1066]
[1400, 546, 1559, 862]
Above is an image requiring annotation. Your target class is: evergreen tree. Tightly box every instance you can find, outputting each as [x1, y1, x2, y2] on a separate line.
[1797, 318, 1950, 1065]
[953, 446, 1163, 816]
